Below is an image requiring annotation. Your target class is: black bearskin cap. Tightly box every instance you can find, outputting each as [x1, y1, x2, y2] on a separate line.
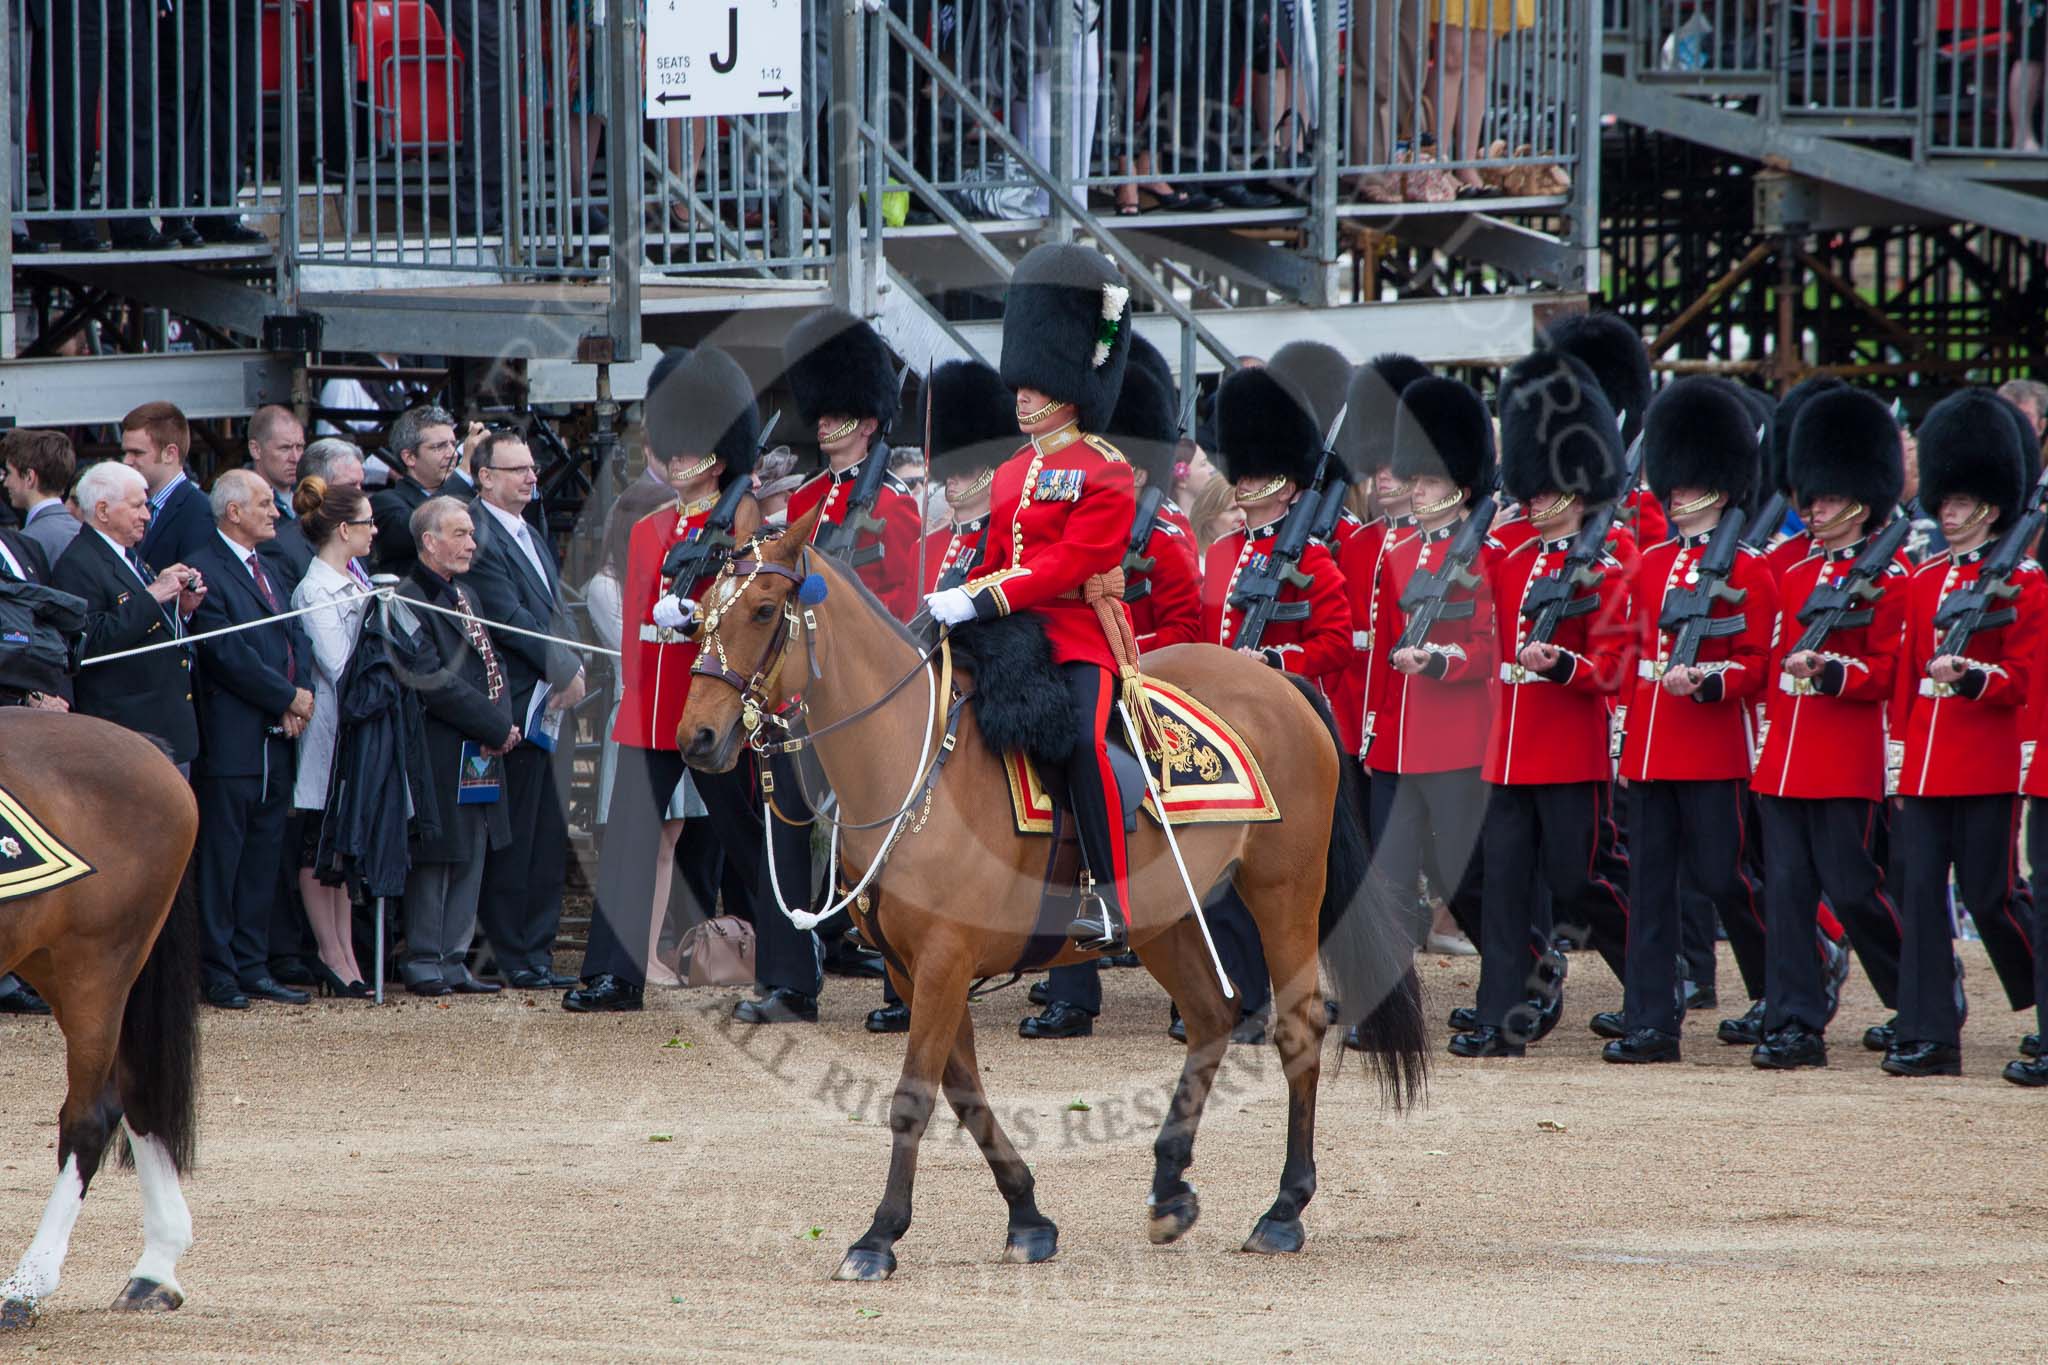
[644, 345, 761, 489]
[1266, 341, 1354, 436]
[999, 244, 1133, 432]
[1918, 389, 2027, 531]
[1787, 387, 1903, 532]
[781, 307, 901, 434]
[1126, 332, 1176, 408]
[1541, 312, 1651, 445]
[926, 359, 1018, 480]
[1643, 377, 1758, 510]
[1392, 378, 1495, 498]
[1336, 352, 1431, 477]
[1727, 381, 1776, 433]
[1215, 365, 1322, 488]
[1767, 375, 1845, 497]
[1999, 392, 2043, 486]
[1106, 362, 1181, 489]
[1498, 351, 1626, 506]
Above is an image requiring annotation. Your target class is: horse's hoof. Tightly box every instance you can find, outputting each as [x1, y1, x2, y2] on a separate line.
[1002, 1222, 1059, 1264]
[831, 1248, 897, 1282]
[1146, 1188, 1200, 1245]
[1241, 1215, 1305, 1255]
[111, 1278, 184, 1313]
[0, 1296, 37, 1329]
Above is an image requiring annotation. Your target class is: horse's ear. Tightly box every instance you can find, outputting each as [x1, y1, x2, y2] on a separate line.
[777, 498, 826, 561]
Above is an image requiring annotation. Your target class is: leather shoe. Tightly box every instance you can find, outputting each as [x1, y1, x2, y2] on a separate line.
[824, 942, 886, 978]
[243, 977, 310, 1005]
[507, 970, 554, 989]
[1684, 985, 1718, 1011]
[733, 987, 817, 1024]
[196, 218, 265, 245]
[0, 983, 51, 1015]
[452, 974, 502, 995]
[562, 975, 644, 1012]
[1211, 181, 1282, 210]
[1752, 1023, 1827, 1070]
[108, 223, 172, 250]
[203, 982, 250, 1010]
[1718, 1000, 1766, 1046]
[2022, 1033, 2041, 1059]
[2003, 1056, 2048, 1087]
[1448, 1026, 1525, 1058]
[864, 1003, 910, 1033]
[1862, 1017, 1898, 1053]
[270, 959, 318, 987]
[1447, 1005, 1477, 1032]
[1602, 1029, 1680, 1064]
[1588, 1010, 1626, 1040]
[12, 229, 49, 254]
[159, 217, 205, 248]
[1028, 979, 1051, 1007]
[57, 224, 107, 252]
[1167, 1009, 1186, 1043]
[1018, 1001, 1094, 1039]
[407, 979, 453, 998]
[1880, 1040, 1961, 1077]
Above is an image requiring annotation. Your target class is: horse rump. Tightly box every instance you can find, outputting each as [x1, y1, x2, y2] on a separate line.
[117, 866, 201, 1172]
[1278, 673, 1429, 1111]
[945, 614, 1078, 766]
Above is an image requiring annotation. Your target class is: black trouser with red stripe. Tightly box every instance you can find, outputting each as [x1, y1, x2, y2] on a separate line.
[1624, 778, 1760, 1037]
[1040, 662, 1131, 927]
[1476, 781, 1630, 1032]
[1368, 767, 1486, 949]
[1761, 795, 1900, 1035]
[1896, 793, 2033, 1048]
[2028, 797, 2048, 1043]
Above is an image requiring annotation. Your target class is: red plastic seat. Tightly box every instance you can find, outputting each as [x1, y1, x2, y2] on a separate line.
[349, 0, 465, 153]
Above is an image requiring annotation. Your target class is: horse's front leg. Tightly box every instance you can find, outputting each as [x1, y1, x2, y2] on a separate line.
[833, 947, 973, 1282]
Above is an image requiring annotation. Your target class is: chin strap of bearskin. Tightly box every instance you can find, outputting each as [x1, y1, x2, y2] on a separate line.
[1079, 567, 1173, 791]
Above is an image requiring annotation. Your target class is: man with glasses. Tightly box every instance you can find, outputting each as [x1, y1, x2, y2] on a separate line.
[371, 406, 465, 578]
[460, 429, 586, 989]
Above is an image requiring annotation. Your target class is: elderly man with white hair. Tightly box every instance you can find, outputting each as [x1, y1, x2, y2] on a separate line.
[183, 469, 317, 1010]
[49, 460, 206, 770]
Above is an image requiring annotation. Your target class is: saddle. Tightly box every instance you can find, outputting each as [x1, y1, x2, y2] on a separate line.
[0, 780, 95, 904]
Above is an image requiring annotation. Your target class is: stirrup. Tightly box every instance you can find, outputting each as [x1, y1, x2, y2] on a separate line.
[1065, 874, 1128, 953]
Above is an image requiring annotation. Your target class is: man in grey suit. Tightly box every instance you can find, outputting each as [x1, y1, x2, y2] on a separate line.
[2, 430, 80, 563]
[460, 431, 586, 989]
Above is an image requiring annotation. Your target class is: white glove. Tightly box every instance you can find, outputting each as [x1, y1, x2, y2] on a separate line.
[924, 588, 975, 627]
[653, 594, 696, 631]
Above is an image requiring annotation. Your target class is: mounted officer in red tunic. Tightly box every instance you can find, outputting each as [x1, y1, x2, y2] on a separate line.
[921, 243, 1140, 952]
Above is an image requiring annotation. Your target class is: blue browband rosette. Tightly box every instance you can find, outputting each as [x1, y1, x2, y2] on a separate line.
[798, 572, 830, 605]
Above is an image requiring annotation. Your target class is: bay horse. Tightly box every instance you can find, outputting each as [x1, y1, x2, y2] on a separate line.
[0, 711, 201, 1328]
[677, 503, 1427, 1281]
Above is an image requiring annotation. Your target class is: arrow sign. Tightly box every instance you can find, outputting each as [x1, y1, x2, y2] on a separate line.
[655, 91, 692, 106]
[756, 87, 793, 101]
[645, 2, 803, 121]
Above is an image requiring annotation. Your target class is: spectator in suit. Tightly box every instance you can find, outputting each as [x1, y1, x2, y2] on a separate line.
[247, 406, 309, 579]
[370, 405, 462, 579]
[50, 461, 204, 771]
[290, 476, 380, 999]
[2, 429, 81, 563]
[186, 470, 316, 1011]
[396, 496, 520, 997]
[122, 402, 214, 567]
[460, 431, 586, 988]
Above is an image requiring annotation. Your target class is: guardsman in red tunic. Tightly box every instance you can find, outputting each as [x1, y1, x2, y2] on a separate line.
[1199, 366, 1354, 683]
[1750, 387, 1910, 1070]
[923, 244, 1140, 952]
[566, 346, 763, 1015]
[1454, 350, 1635, 1059]
[782, 307, 924, 622]
[1888, 391, 2044, 1078]
[1605, 379, 1778, 1063]
[916, 359, 1017, 598]
[2016, 480, 2048, 1085]
[1365, 377, 1497, 963]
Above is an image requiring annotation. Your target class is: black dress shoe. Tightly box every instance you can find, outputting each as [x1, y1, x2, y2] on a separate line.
[0, 985, 51, 1016]
[204, 983, 250, 1010]
[196, 218, 265, 245]
[1752, 1023, 1827, 1070]
[2004, 1056, 2048, 1087]
[270, 959, 318, 987]
[1028, 979, 1051, 1007]
[824, 943, 886, 978]
[1066, 906, 1129, 954]
[1718, 1000, 1766, 1046]
[57, 224, 107, 252]
[1105, 951, 1140, 969]
[1684, 985, 1718, 1011]
[1211, 181, 1282, 210]
[1880, 1040, 1962, 1077]
[1863, 1017, 1898, 1053]
[1448, 1005, 1478, 1032]
[11, 229, 49, 254]
[1448, 1026, 1525, 1058]
[2021, 1033, 2041, 1059]
[1018, 1001, 1095, 1039]
[453, 975, 503, 995]
[1589, 1010, 1626, 1040]
[108, 223, 172, 250]
[243, 977, 310, 1005]
[1602, 1029, 1681, 1064]
[562, 975, 644, 1012]
[159, 217, 205, 248]
[507, 970, 554, 989]
[407, 979, 453, 998]
[733, 987, 817, 1023]
[1167, 1010, 1186, 1043]
[864, 1003, 910, 1033]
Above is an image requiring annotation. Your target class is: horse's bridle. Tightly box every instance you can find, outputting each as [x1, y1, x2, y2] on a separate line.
[688, 546, 813, 740]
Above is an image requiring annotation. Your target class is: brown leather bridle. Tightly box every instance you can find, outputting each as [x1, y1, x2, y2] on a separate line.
[688, 547, 811, 740]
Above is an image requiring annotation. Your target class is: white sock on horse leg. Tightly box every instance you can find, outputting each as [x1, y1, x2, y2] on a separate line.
[123, 1125, 192, 1291]
[2, 1155, 86, 1304]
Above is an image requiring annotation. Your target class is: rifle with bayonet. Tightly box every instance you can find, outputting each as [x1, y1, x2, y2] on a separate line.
[1931, 464, 2048, 659]
[1520, 438, 1646, 645]
[1788, 514, 1912, 655]
[1393, 492, 1498, 653]
[1659, 505, 1750, 670]
[659, 409, 781, 591]
[1122, 383, 1197, 602]
[1226, 403, 1348, 651]
[813, 365, 913, 567]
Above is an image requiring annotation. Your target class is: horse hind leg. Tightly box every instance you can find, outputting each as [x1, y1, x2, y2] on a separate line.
[109, 1121, 191, 1313]
[1136, 916, 1235, 1246]
[939, 1017, 1056, 1265]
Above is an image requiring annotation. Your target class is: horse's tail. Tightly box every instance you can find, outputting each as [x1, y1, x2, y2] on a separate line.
[118, 864, 201, 1173]
[1280, 673, 1429, 1112]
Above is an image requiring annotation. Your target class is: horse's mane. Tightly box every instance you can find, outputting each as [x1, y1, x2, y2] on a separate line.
[748, 526, 923, 652]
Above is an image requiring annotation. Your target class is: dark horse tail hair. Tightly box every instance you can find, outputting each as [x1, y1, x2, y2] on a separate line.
[1280, 673, 1429, 1113]
[118, 865, 202, 1173]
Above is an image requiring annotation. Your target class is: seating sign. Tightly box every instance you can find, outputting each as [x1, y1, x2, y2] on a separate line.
[645, 0, 803, 120]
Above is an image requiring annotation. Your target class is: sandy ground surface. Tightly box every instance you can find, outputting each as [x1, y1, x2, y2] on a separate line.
[3, 942, 2045, 1363]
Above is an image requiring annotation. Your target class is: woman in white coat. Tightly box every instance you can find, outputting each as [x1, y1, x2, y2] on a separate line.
[290, 476, 379, 998]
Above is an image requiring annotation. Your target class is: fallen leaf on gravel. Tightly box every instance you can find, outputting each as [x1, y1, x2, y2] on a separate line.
[1536, 1120, 1567, 1133]
[1067, 1099, 1091, 1112]
[670, 1295, 685, 1304]
[855, 1308, 881, 1320]
[803, 1226, 824, 1241]
[648, 1133, 674, 1143]
[663, 1035, 686, 1048]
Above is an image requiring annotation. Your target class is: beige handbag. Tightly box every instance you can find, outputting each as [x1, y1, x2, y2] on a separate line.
[676, 916, 757, 987]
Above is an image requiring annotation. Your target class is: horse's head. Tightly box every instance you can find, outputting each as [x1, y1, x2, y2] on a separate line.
[677, 498, 825, 771]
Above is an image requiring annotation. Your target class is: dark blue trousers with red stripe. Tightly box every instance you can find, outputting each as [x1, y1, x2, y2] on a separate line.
[1896, 793, 2033, 1048]
[1761, 795, 1901, 1035]
[1624, 778, 1759, 1036]
[1476, 780, 1630, 1031]
[1041, 662, 1131, 928]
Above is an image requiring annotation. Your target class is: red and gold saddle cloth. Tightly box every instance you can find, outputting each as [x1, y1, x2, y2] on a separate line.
[1003, 677, 1280, 835]
[0, 786, 94, 904]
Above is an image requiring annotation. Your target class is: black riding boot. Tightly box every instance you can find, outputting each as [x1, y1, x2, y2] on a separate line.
[1051, 663, 1131, 953]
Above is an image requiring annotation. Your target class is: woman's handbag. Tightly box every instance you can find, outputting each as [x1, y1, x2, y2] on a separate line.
[676, 915, 756, 987]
